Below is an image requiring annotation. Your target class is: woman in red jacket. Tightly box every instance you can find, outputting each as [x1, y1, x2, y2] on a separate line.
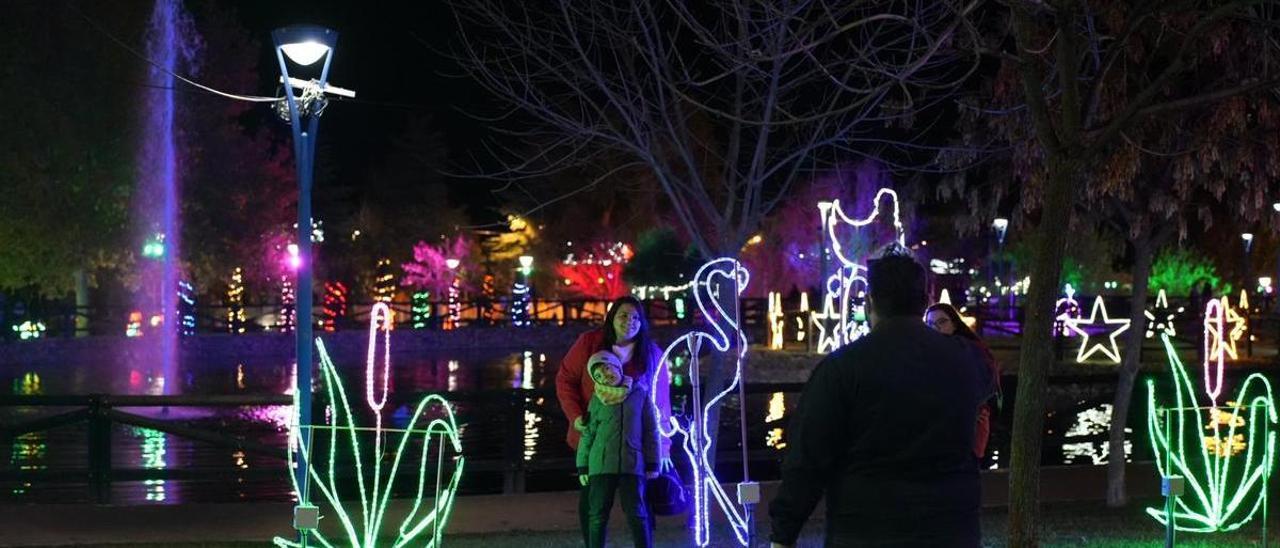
[926, 302, 1001, 460]
[557, 295, 672, 545]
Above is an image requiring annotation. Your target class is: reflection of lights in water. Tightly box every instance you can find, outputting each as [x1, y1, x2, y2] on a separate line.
[521, 351, 534, 390]
[232, 449, 248, 470]
[284, 362, 297, 396]
[765, 428, 786, 450]
[235, 363, 246, 390]
[764, 393, 786, 449]
[1061, 403, 1132, 466]
[765, 392, 785, 423]
[14, 372, 41, 395]
[9, 432, 47, 496]
[447, 360, 459, 392]
[1204, 407, 1249, 458]
[524, 396, 543, 461]
[988, 449, 999, 470]
[135, 428, 167, 502]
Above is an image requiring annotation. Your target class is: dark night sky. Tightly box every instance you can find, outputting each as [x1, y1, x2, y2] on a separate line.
[225, 0, 500, 222]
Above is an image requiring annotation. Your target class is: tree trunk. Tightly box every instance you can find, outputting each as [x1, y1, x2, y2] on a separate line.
[1105, 236, 1154, 506]
[73, 268, 90, 337]
[1008, 160, 1079, 547]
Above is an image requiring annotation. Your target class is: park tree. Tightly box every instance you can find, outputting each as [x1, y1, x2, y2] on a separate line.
[451, 0, 980, 458]
[944, 1, 1280, 543]
[0, 3, 147, 305]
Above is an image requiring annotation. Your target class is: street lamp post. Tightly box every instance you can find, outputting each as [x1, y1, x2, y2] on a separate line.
[272, 25, 343, 516]
[1243, 232, 1255, 295]
[992, 218, 1009, 311]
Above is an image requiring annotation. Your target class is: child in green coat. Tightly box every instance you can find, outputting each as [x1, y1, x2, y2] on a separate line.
[576, 351, 659, 547]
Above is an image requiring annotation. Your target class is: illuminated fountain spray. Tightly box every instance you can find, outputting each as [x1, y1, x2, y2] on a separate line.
[133, 0, 197, 392]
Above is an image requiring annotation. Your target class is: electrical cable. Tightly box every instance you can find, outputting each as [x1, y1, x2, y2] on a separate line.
[68, 2, 283, 104]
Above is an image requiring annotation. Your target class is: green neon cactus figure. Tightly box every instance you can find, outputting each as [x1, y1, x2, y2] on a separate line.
[273, 302, 465, 547]
[1146, 325, 1276, 532]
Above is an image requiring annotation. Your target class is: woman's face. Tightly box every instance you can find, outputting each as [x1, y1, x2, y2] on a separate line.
[926, 310, 956, 335]
[612, 303, 642, 343]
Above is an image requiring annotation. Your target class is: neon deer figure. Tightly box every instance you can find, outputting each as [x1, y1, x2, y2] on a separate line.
[652, 258, 751, 546]
[274, 302, 465, 548]
[817, 188, 906, 351]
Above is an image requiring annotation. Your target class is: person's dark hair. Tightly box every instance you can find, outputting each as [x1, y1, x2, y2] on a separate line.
[925, 302, 980, 342]
[602, 295, 653, 376]
[867, 254, 929, 318]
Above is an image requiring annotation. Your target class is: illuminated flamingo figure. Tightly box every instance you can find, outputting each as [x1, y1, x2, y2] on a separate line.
[652, 258, 751, 546]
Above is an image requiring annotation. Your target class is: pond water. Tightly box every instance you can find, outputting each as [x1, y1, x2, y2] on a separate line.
[1, 343, 1247, 505]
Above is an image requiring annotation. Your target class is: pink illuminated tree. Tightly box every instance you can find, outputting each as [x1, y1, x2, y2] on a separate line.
[401, 235, 476, 295]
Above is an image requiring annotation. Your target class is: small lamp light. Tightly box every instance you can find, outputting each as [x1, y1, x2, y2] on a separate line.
[445, 259, 460, 270]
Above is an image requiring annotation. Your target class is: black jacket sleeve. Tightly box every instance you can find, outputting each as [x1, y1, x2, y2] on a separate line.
[768, 355, 847, 545]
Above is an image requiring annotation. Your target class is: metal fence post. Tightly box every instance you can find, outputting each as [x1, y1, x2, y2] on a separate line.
[88, 394, 112, 504]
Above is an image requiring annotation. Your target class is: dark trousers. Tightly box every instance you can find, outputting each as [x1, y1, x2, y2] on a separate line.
[583, 473, 651, 548]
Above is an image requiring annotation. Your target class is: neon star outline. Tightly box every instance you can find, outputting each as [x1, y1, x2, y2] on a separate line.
[1065, 296, 1131, 364]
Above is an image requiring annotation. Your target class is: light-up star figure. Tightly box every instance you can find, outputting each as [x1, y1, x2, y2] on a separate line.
[653, 258, 751, 547]
[1065, 296, 1131, 364]
[1145, 289, 1183, 339]
[1211, 296, 1248, 361]
[816, 188, 906, 351]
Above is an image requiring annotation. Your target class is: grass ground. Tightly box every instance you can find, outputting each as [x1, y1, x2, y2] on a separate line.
[22, 500, 1277, 547]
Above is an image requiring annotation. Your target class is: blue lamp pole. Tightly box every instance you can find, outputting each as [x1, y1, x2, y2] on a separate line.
[273, 25, 338, 511]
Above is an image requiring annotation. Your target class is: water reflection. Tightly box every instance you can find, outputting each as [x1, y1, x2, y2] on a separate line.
[1060, 403, 1131, 466]
[134, 427, 168, 502]
[765, 392, 786, 450]
[524, 397, 543, 462]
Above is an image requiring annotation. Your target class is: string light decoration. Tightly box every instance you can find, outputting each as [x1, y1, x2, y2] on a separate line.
[767, 292, 785, 349]
[794, 292, 809, 342]
[278, 279, 296, 333]
[227, 268, 246, 334]
[321, 281, 348, 332]
[1064, 296, 1130, 364]
[1054, 284, 1082, 337]
[411, 291, 431, 329]
[373, 258, 396, 303]
[480, 274, 496, 324]
[11, 320, 45, 341]
[815, 189, 906, 351]
[1212, 296, 1249, 361]
[444, 277, 460, 331]
[273, 303, 465, 548]
[555, 241, 632, 299]
[652, 258, 752, 546]
[1145, 303, 1276, 533]
[511, 282, 532, 327]
[1145, 289, 1183, 339]
[127, 311, 144, 338]
[177, 280, 196, 337]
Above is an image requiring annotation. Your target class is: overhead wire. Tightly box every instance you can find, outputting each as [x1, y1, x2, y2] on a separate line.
[68, 2, 283, 104]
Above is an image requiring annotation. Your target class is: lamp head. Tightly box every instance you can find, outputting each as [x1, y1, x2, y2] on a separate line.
[518, 256, 534, 269]
[445, 259, 460, 270]
[273, 25, 337, 66]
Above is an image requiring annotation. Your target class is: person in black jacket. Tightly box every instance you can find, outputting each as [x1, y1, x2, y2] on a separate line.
[769, 253, 995, 547]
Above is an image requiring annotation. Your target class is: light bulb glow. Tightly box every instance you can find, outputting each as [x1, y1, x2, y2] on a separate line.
[280, 41, 330, 65]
